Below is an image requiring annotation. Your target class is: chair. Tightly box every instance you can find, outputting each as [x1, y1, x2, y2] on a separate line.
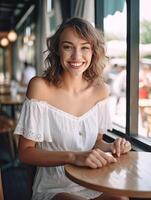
[0, 170, 4, 200]
[1, 165, 35, 200]
[0, 115, 16, 160]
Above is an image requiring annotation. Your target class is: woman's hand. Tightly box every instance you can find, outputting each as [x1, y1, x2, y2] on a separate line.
[111, 138, 131, 157]
[72, 148, 117, 169]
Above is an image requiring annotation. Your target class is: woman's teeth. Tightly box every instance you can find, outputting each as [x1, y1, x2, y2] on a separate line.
[70, 63, 83, 68]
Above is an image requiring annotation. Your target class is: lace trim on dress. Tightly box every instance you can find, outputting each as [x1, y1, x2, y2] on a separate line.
[15, 126, 43, 142]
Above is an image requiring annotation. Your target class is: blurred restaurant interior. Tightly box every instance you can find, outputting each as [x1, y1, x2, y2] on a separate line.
[0, 0, 151, 199]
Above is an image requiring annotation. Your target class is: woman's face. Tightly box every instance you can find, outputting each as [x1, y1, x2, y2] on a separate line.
[59, 27, 93, 77]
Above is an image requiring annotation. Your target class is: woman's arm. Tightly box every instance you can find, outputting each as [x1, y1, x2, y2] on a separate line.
[18, 136, 117, 168]
[93, 134, 111, 152]
[18, 136, 76, 166]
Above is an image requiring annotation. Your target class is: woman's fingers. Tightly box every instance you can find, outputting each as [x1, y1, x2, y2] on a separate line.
[95, 149, 117, 164]
[104, 152, 117, 163]
[112, 138, 122, 157]
[123, 141, 132, 153]
[85, 149, 117, 168]
[112, 138, 132, 156]
[91, 149, 107, 166]
[78, 138, 131, 169]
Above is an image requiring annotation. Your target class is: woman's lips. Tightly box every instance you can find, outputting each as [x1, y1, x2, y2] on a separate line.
[69, 62, 84, 69]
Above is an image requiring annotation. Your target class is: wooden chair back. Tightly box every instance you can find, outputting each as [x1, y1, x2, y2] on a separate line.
[0, 170, 4, 200]
[0, 115, 16, 160]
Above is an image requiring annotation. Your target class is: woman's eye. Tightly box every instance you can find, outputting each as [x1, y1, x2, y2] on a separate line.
[63, 45, 72, 50]
[82, 46, 91, 50]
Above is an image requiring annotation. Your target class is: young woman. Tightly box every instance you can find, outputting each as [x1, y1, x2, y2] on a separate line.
[14, 18, 131, 200]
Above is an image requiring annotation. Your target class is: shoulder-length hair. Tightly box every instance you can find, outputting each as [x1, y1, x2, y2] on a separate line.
[43, 17, 106, 86]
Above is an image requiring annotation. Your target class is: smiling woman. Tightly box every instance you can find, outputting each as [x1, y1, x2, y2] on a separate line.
[14, 17, 131, 200]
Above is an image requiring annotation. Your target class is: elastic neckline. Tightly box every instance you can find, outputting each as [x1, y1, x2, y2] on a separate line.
[25, 97, 107, 120]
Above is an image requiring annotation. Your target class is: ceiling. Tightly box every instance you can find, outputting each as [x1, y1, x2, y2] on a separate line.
[0, 0, 37, 32]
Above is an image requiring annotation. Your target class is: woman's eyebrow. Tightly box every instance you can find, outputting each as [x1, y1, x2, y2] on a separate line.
[61, 41, 91, 45]
[61, 41, 73, 44]
[81, 42, 91, 45]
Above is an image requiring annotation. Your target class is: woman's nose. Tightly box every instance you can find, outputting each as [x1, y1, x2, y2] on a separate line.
[71, 48, 82, 60]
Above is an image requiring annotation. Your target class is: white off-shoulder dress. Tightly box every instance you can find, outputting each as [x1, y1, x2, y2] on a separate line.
[14, 98, 112, 200]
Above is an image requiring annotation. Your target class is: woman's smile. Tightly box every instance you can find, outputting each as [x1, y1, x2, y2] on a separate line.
[68, 62, 84, 69]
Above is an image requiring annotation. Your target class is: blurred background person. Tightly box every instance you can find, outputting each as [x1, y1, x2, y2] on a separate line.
[139, 63, 151, 127]
[112, 64, 126, 112]
[139, 63, 151, 99]
[20, 61, 36, 87]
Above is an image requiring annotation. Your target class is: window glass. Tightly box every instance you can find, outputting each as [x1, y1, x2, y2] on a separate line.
[104, 0, 127, 132]
[47, 0, 57, 35]
[139, 0, 151, 138]
[14, 11, 36, 82]
[47, 0, 52, 12]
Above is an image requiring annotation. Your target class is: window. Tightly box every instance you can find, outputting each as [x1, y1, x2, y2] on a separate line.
[95, 0, 151, 150]
[104, 0, 127, 133]
[47, 0, 57, 35]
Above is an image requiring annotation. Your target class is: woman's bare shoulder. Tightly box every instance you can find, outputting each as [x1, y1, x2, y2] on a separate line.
[26, 76, 51, 100]
[94, 82, 110, 101]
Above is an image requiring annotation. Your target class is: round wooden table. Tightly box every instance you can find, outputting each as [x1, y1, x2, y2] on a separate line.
[65, 152, 151, 198]
[0, 94, 25, 118]
[0, 93, 25, 105]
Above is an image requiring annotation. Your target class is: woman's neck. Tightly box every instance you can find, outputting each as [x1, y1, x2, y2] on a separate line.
[61, 73, 90, 95]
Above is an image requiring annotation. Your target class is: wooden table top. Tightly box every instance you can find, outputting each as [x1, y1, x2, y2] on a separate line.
[0, 94, 25, 105]
[0, 84, 10, 95]
[65, 152, 151, 198]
